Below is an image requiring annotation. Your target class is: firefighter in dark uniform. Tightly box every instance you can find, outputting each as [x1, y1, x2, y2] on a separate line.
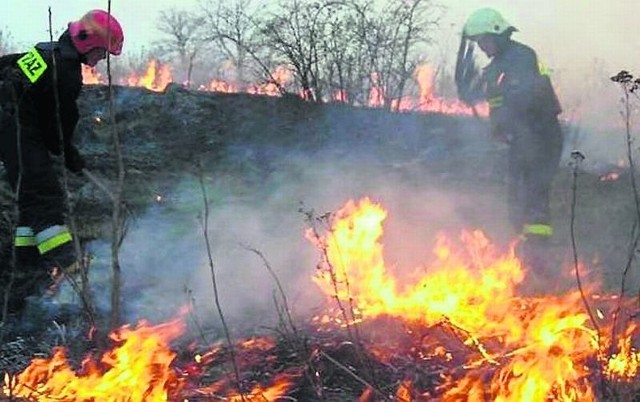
[0, 10, 124, 311]
[455, 8, 564, 282]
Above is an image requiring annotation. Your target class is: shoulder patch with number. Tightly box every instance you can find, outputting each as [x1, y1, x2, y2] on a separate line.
[16, 48, 48, 83]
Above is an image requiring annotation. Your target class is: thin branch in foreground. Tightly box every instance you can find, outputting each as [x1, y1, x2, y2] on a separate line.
[319, 351, 397, 401]
[1, 86, 21, 327]
[240, 244, 298, 337]
[240, 243, 327, 399]
[106, 0, 128, 331]
[568, 150, 600, 337]
[196, 162, 245, 401]
[609, 71, 640, 354]
[301, 205, 381, 389]
[47, 7, 97, 328]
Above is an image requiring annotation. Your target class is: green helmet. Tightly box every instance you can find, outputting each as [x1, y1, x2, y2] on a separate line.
[463, 8, 515, 38]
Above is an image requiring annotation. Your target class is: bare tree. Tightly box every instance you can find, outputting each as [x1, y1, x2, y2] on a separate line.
[0, 27, 15, 56]
[254, 0, 442, 105]
[320, 4, 369, 105]
[349, 0, 443, 111]
[194, 0, 441, 104]
[155, 8, 206, 87]
[259, 0, 346, 101]
[200, 0, 268, 91]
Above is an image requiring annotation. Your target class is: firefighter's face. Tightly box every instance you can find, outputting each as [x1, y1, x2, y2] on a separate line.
[475, 34, 498, 57]
[84, 47, 107, 67]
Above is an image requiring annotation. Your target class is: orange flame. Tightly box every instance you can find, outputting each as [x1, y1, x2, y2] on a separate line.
[1, 322, 297, 401]
[362, 64, 489, 116]
[81, 65, 102, 85]
[82, 58, 486, 117]
[247, 65, 292, 97]
[2, 319, 185, 401]
[202, 79, 239, 93]
[228, 373, 296, 401]
[126, 60, 173, 92]
[605, 323, 640, 380]
[404, 63, 489, 116]
[307, 197, 638, 400]
[3, 198, 639, 400]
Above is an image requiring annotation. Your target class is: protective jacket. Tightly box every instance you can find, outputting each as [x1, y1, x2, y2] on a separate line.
[471, 38, 563, 238]
[0, 32, 83, 160]
[0, 31, 84, 270]
[483, 39, 561, 136]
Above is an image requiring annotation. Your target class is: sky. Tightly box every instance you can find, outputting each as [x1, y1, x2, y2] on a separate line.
[1, 0, 638, 67]
[1, 0, 638, 72]
[0, 0, 200, 50]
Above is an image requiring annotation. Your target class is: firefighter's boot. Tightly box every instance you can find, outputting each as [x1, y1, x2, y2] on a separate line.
[40, 240, 80, 296]
[4, 227, 50, 314]
[517, 235, 556, 295]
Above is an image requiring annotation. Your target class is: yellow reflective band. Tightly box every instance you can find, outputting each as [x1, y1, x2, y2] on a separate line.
[37, 231, 73, 255]
[15, 236, 37, 247]
[488, 96, 503, 108]
[523, 224, 553, 237]
[15, 226, 36, 246]
[17, 48, 48, 83]
[538, 61, 551, 77]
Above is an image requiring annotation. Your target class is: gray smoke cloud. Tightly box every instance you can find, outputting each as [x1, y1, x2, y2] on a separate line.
[57, 112, 518, 332]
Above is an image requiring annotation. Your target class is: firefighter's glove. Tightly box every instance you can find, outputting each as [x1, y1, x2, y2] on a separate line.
[64, 145, 86, 174]
[490, 120, 509, 144]
[489, 107, 511, 144]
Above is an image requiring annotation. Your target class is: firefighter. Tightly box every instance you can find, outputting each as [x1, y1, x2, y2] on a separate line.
[0, 10, 124, 311]
[455, 8, 564, 281]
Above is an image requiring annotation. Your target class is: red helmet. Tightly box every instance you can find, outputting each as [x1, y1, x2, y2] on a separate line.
[69, 10, 124, 56]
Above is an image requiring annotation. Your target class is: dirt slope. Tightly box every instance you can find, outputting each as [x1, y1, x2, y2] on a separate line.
[0, 83, 637, 312]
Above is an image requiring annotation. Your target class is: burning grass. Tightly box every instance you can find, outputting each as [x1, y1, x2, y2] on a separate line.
[2, 198, 640, 401]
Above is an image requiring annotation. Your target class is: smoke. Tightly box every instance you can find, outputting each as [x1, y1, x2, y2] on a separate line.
[57, 108, 517, 332]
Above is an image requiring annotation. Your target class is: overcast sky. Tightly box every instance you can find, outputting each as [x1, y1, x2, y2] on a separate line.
[1, 0, 638, 69]
[0, 0, 199, 50]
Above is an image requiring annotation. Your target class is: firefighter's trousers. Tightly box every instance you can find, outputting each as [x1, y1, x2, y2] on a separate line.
[0, 109, 75, 272]
[507, 116, 563, 237]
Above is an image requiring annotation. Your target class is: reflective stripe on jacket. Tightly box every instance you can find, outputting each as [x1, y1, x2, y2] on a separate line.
[482, 40, 562, 128]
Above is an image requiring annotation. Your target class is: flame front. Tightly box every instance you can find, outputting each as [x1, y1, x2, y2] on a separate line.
[309, 198, 527, 337]
[2, 319, 185, 401]
[307, 197, 618, 400]
[5, 198, 637, 400]
[81, 65, 102, 85]
[126, 60, 173, 92]
[80, 60, 487, 117]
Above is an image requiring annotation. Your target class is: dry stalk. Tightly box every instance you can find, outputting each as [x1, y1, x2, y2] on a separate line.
[609, 71, 640, 355]
[1, 86, 21, 328]
[196, 160, 245, 402]
[568, 151, 600, 338]
[47, 8, 97, 327]
[241, 245, 299, 338]
[319, 351, 398, 401]
[241, 244, 326, 399]
[302, 207, 381, 391]
[184, 286, 209, 345]
[106, 0, 128, 330]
